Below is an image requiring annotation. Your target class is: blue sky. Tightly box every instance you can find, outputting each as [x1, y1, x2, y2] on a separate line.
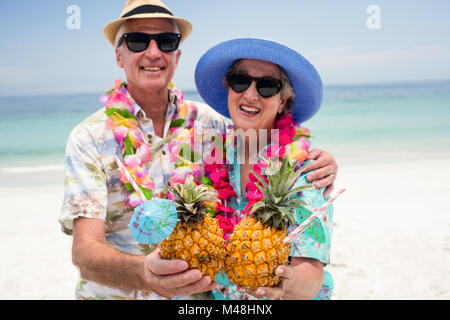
[0, 0, 449, 96]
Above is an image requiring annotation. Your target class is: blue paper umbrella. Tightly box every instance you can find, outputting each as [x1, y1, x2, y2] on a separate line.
[129, 198, 178, 244]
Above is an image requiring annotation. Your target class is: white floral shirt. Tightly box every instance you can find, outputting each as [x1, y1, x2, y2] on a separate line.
[59, 88, 226, 300]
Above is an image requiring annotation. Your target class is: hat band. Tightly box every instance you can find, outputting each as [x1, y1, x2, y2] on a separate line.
[121, 5, 173, 18]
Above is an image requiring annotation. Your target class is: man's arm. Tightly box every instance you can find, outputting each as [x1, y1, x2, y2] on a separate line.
[306, 149, 338, 198]
[72, 217, 217, 298]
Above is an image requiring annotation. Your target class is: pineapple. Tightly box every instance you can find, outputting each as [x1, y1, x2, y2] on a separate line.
[159, 176, 227, 281]
[224, 158, 313, 290]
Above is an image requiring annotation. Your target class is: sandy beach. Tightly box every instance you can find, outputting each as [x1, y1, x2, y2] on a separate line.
[0, 156, 449, 300]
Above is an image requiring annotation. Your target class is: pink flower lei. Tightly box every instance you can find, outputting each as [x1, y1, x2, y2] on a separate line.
[204, 113, 312, 240]
[101, 79, 202, 208]
[203, 136, 238, 240]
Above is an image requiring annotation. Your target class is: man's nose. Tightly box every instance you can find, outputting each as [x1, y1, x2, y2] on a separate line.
[144, 39, 162, 58]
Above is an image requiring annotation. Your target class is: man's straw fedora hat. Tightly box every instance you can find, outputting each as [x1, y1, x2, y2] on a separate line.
[104, 0, 193, 46]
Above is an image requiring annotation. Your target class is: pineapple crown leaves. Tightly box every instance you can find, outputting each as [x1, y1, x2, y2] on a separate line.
[167, 175, 220, 224]
[248, 158, 315, 230]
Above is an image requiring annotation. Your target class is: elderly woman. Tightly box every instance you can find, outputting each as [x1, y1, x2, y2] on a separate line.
[195, 38, 334, 300]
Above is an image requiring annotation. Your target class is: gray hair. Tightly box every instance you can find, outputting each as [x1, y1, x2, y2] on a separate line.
[115, 19, 181, 48]
[223, 59, 296, 117]
[115, 22, 128, 47]
[278, 68, 295, 116]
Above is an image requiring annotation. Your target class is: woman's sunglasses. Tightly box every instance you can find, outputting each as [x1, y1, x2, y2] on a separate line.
[118, 32, 181, 53]
[226, 73, 283, 98]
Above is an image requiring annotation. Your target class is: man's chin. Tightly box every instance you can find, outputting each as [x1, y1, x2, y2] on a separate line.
[129, 78, 169, 92]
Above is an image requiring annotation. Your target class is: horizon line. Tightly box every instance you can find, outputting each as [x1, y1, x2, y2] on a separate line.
[1, 78, 449, 99]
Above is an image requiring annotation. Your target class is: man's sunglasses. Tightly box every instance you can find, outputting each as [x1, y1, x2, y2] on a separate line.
[226, 73, 283, 98]
[118, 32, 181, 53]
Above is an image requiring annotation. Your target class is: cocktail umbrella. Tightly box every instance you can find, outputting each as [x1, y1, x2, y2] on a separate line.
[113, 155, 178, 244]
[129, 197, 178, 244]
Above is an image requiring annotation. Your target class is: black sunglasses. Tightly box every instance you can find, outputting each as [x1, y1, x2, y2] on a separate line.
[226, 73, 283, 98]
[118, 32, 181, 53]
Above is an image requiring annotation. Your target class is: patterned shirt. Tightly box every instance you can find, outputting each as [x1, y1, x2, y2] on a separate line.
[210, 137, 334, 300]
[59, 89, 226, 300]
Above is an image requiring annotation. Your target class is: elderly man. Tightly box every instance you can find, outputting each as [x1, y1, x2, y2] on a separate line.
[59, 0, 338, 300]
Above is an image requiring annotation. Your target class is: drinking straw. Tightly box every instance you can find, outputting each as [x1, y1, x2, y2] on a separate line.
[114, 155, 147, 202]
[283, 188, 346, 243]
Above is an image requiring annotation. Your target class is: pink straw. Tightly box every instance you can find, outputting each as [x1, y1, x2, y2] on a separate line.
[283, 188, 346, 243]
[113, 155, 147, 202]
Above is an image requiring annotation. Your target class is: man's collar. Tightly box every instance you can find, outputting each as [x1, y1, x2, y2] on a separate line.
[133, 88, 178, 120]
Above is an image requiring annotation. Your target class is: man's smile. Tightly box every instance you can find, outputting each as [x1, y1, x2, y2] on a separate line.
[140, 66, 164, 72]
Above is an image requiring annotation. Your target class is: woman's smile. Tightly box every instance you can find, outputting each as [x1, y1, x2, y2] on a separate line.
[239, 103, 261, 117]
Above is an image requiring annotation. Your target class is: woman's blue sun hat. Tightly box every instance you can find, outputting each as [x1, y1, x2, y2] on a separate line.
[195, 38, 323, 124]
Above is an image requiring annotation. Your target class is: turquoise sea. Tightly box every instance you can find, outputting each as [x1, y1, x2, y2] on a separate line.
[1, 80, 449, 172]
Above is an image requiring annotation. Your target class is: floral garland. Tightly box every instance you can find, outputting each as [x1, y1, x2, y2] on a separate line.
[100, 80, 312, 239]
[101, 79, 203, 208]
[203, 132, 238, 238]
[204, 113, 312, 240]
[243, 113, 312, 213]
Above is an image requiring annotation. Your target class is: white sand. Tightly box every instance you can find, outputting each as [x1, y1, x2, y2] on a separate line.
[328, 158, 450, 299]
[0, 170, 78, 300]
[0, 158, 449, 299]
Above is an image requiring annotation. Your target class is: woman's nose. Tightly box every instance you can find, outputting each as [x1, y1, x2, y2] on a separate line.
[243, 81, 259, 101]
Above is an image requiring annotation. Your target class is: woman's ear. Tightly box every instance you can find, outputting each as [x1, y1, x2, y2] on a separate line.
[278, 98, 288, 114]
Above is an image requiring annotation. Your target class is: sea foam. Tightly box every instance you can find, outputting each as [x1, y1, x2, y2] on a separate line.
[0, 164, 64, 174]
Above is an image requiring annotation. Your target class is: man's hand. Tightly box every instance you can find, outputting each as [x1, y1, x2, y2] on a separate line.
[72, 218, 216, 298]
[305, 149, 338, 198]
[143, 248, 217, 298]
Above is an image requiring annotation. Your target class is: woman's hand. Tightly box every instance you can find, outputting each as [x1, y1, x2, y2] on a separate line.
[143, 248, 217, 298]
[237, 258, 324, 300]
[305, 149, 338, 198]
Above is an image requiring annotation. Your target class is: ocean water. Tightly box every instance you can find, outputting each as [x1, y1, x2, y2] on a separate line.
[1, 80, 449, 172]
[306, 80, 450, 163]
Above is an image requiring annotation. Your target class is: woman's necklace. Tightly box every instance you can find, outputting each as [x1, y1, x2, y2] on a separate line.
[204, 113, 312, 239]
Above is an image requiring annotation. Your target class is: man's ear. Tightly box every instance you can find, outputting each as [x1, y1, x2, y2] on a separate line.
[115, 47, 124, 68]
[175, 49, 182, 67]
